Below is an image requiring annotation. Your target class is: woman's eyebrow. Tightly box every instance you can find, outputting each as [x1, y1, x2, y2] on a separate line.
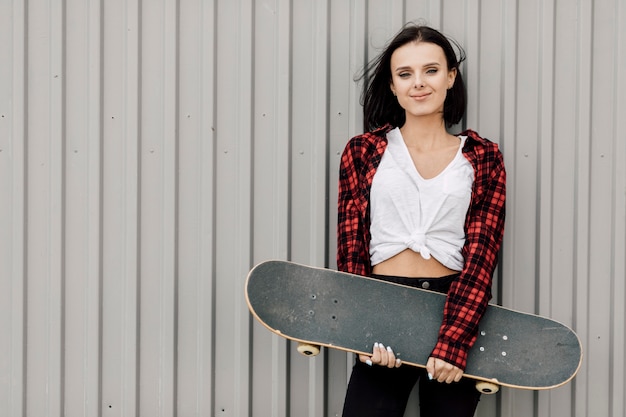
[394, 62, 442, 71]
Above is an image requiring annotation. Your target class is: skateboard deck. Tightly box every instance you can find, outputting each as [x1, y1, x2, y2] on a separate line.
[245, 260, 582, 393]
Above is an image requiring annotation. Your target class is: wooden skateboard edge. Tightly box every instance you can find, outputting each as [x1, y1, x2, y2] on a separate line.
[245, 260, 584, 392]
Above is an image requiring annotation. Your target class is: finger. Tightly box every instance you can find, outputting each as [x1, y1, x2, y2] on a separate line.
[385, 345, 398, 368]
[377, 343, 388, 366]
[439, 367, 455, 383]
[434, 359, 452, 383]
[445, 368, 462, 384]
[436, 368, 448, 383]
[431, 358, 444, 382]
[371, 343, 382, 364]
[358, 355, 373, 366]
[426, 357, 435, 380]
[445, 372, 456, 384]
[453, 369, 463, 383]
[437, 362, 463, 384]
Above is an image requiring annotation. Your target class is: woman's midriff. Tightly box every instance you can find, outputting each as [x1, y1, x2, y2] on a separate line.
[371, 249, 458, 278]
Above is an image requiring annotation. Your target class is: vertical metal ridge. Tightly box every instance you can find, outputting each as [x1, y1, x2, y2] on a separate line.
[609, 1, 626, 415]
[207, 1, 218, 416]
[126, 1, 142, 415]
[135, 0, 144, 414]
[174, 0, 181, 411]
[322, 0, 331, 270]
[0, 0, 28, 415]
[96, 0, 105, 411]
[536, 0, 556, 317]
[463, 0, 480, 131]
[499, 0, 519, 307]
[59, 0, 69, 405]
[22, 0, 30, 414]
[286, 0, 294, 265]
[572, 1, 594, 416]
[164, 0, 180, 414]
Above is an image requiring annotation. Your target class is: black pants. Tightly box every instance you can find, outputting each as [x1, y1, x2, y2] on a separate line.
[341, 274, 481, 417]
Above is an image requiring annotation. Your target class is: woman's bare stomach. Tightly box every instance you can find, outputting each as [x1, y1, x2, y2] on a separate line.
[371, 249, 458, 278]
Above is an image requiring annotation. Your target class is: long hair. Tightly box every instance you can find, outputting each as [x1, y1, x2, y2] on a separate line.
[358, 24, 467, 131]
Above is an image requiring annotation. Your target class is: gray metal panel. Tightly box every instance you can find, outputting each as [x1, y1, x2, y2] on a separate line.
[176, 1, 216, 416]
[138, 1, 179, 415]
[64, 1, 103, 416]
[326, 2, 368, 415]
[24, 1, 65, 416]
[101, 1, 141, 416]
[1, 0, 626, 416]
[288, 1, 329, 416]
[0, 1, 26, 416]
[250, 0, 291, 416]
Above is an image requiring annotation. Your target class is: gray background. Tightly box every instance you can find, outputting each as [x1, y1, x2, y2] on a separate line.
[1, 0, 625, 416]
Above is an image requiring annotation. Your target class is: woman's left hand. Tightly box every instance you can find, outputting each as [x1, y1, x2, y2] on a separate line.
[426, 357, 464, 383]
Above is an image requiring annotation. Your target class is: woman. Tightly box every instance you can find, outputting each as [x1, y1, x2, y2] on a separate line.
[337, 24, 506, 417]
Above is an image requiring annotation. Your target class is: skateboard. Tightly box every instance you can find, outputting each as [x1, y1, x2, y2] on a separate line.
[245, 260, 583, 393]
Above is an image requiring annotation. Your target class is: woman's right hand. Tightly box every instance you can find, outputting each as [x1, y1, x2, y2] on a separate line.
[359, 342, 402, 368]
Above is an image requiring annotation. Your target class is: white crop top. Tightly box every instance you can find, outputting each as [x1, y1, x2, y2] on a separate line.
[369, 128, 474, 271]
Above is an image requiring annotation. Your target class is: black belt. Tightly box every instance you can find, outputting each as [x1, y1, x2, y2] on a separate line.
[370, 273, 459, 294]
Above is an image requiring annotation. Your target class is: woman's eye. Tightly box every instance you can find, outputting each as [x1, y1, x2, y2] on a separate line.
[399, 73, 411, 78]
[426, 68, 438, 74]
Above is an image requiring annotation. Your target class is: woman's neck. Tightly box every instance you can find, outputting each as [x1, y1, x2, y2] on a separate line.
[399, 115, 450, 149]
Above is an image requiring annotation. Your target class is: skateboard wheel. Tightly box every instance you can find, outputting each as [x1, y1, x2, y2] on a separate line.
[475, 381, 500, 394]
[296, 343, 321, 357]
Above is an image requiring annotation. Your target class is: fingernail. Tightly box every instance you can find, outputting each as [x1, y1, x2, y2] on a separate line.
[366, 359, 373, 366]
[428, 373, 433, 380]
[387, 346, 393, 353]
[396, 359, 401, 365]
[374, 342, 379, 348]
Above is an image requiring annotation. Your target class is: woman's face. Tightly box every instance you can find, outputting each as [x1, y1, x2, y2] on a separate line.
[389, 41, 457, 121]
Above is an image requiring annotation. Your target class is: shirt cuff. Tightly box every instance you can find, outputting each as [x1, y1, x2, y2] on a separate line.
[430, 339, 469, 371]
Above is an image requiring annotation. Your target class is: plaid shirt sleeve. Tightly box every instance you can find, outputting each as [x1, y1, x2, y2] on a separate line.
[337, 127, 389, 276]
[430, 131, 507, 370]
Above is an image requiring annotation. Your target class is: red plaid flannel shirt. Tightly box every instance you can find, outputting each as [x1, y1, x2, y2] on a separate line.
[337, 124, 506, 370]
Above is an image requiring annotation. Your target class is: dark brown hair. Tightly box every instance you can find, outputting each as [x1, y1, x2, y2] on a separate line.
[359, 24, 467, 131]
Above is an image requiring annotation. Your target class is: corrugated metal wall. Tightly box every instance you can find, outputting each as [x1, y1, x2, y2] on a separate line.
[1, 0, 624, 416]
